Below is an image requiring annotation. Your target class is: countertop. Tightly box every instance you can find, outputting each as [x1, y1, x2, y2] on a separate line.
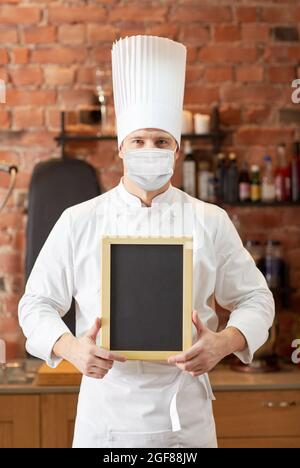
[0, 362, 299, 395]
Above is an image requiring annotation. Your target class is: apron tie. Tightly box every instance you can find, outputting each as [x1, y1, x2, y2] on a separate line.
[169, 371, 187, 432]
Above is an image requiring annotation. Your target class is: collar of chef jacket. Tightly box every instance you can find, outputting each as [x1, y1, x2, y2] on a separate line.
[116, 177, 175, 208]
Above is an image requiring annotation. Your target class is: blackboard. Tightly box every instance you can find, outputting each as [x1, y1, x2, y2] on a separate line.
[100, 236, 193, 360]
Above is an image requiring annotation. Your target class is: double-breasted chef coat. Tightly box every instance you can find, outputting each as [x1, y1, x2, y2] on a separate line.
[18, 177, 275, 448]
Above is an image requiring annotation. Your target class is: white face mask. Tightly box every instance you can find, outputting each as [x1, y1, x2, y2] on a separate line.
[123, 148, 175, 191]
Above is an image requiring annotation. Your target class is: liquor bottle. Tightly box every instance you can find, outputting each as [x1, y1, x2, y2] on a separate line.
[291, 141, 300, 202]
[250, 165, 261, 203]
[198, 161, 213, 201]
[225, 152, 239, 203]
[182, 140, 197, 197]
[275, 143, 291, 202]
[238, 160, 250, 202]
[214, 153, 227, 203]
[261, 155, 276, 203]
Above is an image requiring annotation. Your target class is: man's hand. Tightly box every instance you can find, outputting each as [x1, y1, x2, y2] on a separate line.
[53, 318, 126, 379]
[167, 310, 246, 377]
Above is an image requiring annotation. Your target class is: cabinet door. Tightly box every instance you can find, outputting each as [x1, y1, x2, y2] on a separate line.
[0, 395, 40, 448]
[213, 390, 300, 447]
[41, 393, 78, 448]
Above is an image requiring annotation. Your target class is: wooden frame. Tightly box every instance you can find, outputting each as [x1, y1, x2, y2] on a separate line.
[100, 236, 193, 360]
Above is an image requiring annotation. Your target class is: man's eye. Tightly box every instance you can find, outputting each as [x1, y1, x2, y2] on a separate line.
[157, 140, 168, 145]
[132, 139, 143, 144]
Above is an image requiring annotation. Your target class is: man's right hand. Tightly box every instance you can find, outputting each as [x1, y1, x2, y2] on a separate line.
[53, 317, 126, 379]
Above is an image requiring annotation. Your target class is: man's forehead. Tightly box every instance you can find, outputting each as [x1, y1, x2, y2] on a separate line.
[128, 129, 174, 139]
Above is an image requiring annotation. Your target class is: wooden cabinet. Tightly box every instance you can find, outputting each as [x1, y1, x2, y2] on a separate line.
[0, 384, 299, 447]
[0, 395, 39, 448]
[41, 394, 78, 448]
[213, 390, 300, 448]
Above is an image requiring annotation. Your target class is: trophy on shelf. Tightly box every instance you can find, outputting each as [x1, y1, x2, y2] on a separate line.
[95, 68, 114, 135]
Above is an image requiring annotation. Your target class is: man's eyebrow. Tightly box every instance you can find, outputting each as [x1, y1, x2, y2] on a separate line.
[129, 133, 173, 141]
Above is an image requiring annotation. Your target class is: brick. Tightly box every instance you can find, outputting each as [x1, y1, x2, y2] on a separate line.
[22, 26, 56, 44]
[244, 107, 271, 124]
[221, 84, 279, 104]
[242, 24, 269, 42]
[44, 66, 75, 86]
[10, 67, 43, 86]
[146, 25, 179, 40]
[89, 45, 115, 64]
[0, 49, 8, 65]
[219, 105, 241, 126]
[48, 5, 106, 23]
[0, 210, 23, 231]
[6, 90, 56, 106]
[170, 6, 232, 23]
[0, 28, 18, 43]
[31, 47, 86, 64]
[0, 110, 10, 128]
[199, 46, 257, 64]
[180, 26, 210, 44]
[109, 6, 167, 23]
[58, 90, 94, 107]
[20, 131, 57, 150]
[186, 66, 205, 83]
[58, 25, 86, 45]
[235, 127, 294, 146]
[76, 67, 96, 85]
[214, 25, 241, 42]
[268, 66, 296, 83]
[0, 6, 41, 25]
[13, 107, 44, 129]
[0, 252, 21, 275]
[184, 87, 219, 105]
[87, 24, 118, 43]
[204, 66, 233, 82]
[261, 7, 296, 24]
[235, 7, 257, 23]
[11, 48, 29, 64]
[265, 45, 300, 63]
[236, 66, 264, 82]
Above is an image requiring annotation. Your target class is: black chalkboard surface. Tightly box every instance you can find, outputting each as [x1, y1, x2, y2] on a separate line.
[100, 236, 193, 360]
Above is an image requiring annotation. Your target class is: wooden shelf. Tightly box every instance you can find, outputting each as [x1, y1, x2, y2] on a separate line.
[222, 201, 300, 207]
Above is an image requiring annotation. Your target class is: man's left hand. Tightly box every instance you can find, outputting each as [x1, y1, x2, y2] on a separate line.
[167, 310, 246, 377]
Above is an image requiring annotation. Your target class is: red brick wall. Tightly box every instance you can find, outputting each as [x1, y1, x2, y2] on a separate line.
[0, 0, 300, 359]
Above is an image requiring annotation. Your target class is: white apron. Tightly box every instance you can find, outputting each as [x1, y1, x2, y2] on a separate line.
[72, 360, 217, 448]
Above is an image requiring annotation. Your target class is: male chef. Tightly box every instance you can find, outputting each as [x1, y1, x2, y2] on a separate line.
[18, 36, 275, 448]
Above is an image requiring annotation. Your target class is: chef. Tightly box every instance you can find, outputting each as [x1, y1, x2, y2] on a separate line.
[18, 35, 275, 449]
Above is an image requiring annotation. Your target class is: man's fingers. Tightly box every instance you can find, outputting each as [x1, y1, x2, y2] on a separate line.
[89, 357, 113, 370]
[168, 342, 202, 364]
[94, 347, 126, 362]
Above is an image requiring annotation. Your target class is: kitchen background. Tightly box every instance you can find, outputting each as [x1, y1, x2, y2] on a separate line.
[0, 0, 300, 449]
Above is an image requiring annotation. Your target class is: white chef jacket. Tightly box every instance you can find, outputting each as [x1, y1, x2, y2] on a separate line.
[18, 177, 275, 448]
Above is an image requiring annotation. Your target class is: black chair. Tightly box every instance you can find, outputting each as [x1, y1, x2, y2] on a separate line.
[25, 157, 101, 336]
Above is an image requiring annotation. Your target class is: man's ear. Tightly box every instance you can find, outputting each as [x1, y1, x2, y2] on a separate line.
[118, 143, 124, 159]
[174, 143, 180, 161]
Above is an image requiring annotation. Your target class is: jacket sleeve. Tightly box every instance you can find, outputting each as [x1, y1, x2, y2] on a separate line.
[18, 209, 74, 368]
[214, 209, 275, 364]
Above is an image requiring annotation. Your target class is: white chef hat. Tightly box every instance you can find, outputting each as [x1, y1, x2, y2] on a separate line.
[111, 35, 187, 148]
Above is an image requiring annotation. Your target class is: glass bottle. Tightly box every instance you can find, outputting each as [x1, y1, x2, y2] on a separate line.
[264, 240, 284, 290]
[261, 155, 276, 203]
[250, 165, 261, 203]
[238, 160, 250, 202]
[225, 152, 239, 203]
